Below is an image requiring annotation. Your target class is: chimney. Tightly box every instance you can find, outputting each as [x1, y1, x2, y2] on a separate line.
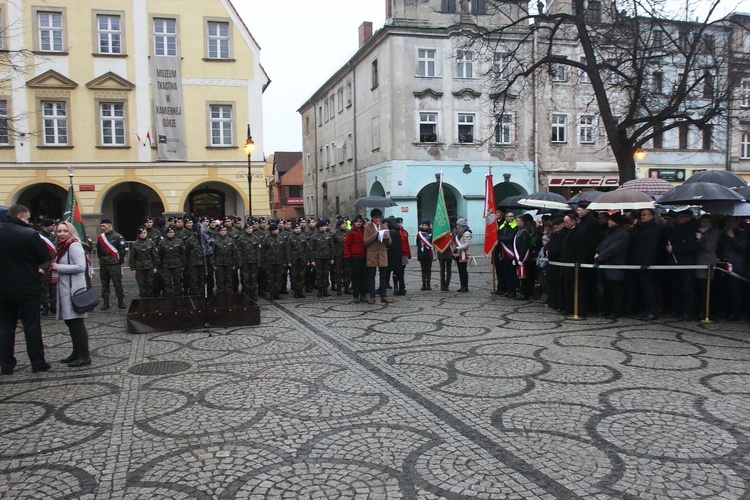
[358, 21, 373, 47]
[385, 0, 392, 20]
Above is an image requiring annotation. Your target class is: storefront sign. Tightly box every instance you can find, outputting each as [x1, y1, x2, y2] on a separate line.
[548, 175, 619, 187]
[286, 197, 303, 205]
[649, 169, 685, 181]
[79, 184, 95, 191]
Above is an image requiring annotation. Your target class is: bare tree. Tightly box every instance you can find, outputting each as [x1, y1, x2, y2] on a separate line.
[463, 0, 744, 182]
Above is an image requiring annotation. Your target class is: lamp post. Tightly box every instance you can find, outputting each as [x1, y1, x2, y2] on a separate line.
[242, 124, 256, 217]
[634, 148, 646, 179]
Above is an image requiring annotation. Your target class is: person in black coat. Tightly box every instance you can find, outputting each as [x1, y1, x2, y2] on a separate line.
[594, 213, 630, 320]
[628, 209, 664, 320]
[716, 216, 748, 320]
[544, 216, 566, 312]
[666, 209, 699, 320]
[0, 204, 53, 375]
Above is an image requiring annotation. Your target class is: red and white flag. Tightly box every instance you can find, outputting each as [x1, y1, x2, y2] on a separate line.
[483, 170, 498, 256]
[39, 233, 55, 254]
[98, 233, 119, 259]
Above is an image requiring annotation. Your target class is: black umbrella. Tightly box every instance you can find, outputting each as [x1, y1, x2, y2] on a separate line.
[497, 194, 526, 209]
[700, 201, 750, 216]
[353, 196, 398, 208]
[657, 182, 745, 205]
[568, 190, 605, 204]
[684, 170, 747, 189]
[736, 186, 750, 199]
[518, 192, 570, 210]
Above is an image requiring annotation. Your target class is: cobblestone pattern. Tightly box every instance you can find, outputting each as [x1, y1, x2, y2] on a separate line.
[0, 259, 749, 498]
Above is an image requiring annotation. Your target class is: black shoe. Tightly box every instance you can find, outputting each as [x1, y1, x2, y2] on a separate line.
[101, 300, 110, 311]
[640, 314, 657, 321]
[605, 314, 618, 320]
[323, 289, 330, 297]
[32, 362, 51, 373]
[298, 291, 306, 298]
[1, 368, 12, 375]
[336, 287, 343, 296]
[249, 292, 257, 301]
[60, 354, 77, 364]
[318, 289, 324, 297]
[117, 300, 126, 309]
[269, 293, 278, 300]
[456, 287, 468, 293]
[494, 290, 503, 295]
[41, 305, 49, 316]
[515, 294, 527, 300]
[67, 358, 91, 368]
[426, 283, 431, 290]
[293, 290, 300, 298]
[359, 295, 367, 303]
[280, 290, 289, 295]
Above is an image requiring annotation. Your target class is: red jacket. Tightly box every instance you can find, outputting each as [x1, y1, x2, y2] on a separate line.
[399, 229, 412, 259]
[344, 227, 365, 258]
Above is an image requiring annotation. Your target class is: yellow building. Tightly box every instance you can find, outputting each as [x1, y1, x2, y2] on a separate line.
[0, 0, 269, 239]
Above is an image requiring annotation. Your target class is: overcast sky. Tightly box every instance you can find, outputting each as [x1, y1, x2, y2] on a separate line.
[236, 0, 750, 156]
[236, 0, 386, 155]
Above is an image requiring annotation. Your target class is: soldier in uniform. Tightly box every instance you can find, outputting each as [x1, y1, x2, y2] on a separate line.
[38, 218, 57, 316]
[288, 222, 309, 298]
[304, 217, 317, 292]
[254, 217, 269, 297]
[186, 217, 214, 296]
[97, 218, 127, 309]
[331, 218, 350, 295]
[158, 226, 185, 298]
[213, 225, 239, 295]
[238, 221, 262, 301]
[129, 225, 160, 298]
[263, 223, 290, 300]
[309, 218, 335, 297]
[143, 216, 162, 241]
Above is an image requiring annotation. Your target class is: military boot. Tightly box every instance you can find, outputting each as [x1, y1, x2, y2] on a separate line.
[117, 299, 126, 309]
[41, 303, 50, 316]
[298, 290, 305, 298]
[318, 288, 324, 297]
[336, 286, 343, 296]
[323, 288, 331, 297]
[101, 299, 110, 311]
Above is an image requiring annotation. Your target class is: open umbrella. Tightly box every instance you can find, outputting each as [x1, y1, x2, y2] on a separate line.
[518, 192, 570, 210]
[657, 182, 744, 205]
[620, 178, 674, 195]
[735, 186, 750, 199]
[700, 201, 750, 217]
[587, 189, 655, 211]
[567, 190, 605, 205]
[353, 196, 398, 208]
[497, 194, 526, 209]
[684, 170, 747, 189]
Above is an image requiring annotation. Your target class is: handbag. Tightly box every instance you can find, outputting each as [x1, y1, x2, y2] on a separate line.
[67, 252, 99, 313]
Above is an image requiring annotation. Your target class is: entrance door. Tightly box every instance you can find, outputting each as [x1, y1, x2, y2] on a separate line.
[115, 193, 147, 241]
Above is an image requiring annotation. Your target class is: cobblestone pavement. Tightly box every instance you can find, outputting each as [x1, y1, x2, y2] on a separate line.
[1, 251, 749, 498]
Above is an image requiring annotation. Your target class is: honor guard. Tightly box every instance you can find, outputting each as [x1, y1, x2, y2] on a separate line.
[158, 226, 186, 298]
[97, 218, 127, 309]
[129, 225, 160, 298]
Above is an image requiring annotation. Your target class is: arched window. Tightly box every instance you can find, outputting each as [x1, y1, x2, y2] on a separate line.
[190, 189, 225, 219]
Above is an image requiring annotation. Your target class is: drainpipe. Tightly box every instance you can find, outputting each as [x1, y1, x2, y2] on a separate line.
[532, 29, 540, 192]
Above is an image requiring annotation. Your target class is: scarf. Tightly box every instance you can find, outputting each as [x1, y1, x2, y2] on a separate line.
[55, 238, 75, 263]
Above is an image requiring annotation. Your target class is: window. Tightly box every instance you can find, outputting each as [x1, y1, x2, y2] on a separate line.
[97, 14, 121, 54]
[471, 0, 487, 14]
[371, 59, 379, 88]
[419, 112, 437, 143]
[551, 114, 567, 143]
[579, 57, 589, 83]
[42, 101, 68, 145]
[678, 124, 689, 149]
[458, 113, 475, 143]
[100, 102, 125, 146]
[456, 51, 474, 78]
[38, 11, 63, 52]
[318, 105, 322, 125]
[337, 87, 344, 113]
[493, 53, 510, 78]
[325, 144, 330, 167]
[329, 95, 335, 118]
[346, 81, 353, 106]
[153, 18, 176, 56]
[653, 28, 665, 49]
[550, 63, 567, 82]
[440, 0, 457, 12]
[579, 115, 595, 144]
[702, 35, 715, 53]
[346, 132, 353, 159]
[0, 100, 8, 145]
[495, 114, 513, 144]
[607, 59, 621, 84]
[703, 73, 713, 99]
[586, 1, 601, 22]
[418, 49, 436, 77]
[702, 125, 712, 150]
[651, 71, 663, 94]
[742, 79, 750, 108]
[741, 133, 750, 159]
[653, 130, 663, 149]
[206, 21, 229, 59]
[324, 99, 329, 121]
[209, 104, 233, 146]
[744, 34, 750, 53]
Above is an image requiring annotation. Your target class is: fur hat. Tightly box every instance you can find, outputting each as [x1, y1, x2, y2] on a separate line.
[456, 218, 468, 227]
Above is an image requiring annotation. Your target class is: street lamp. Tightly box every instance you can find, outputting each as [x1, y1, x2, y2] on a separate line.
[634, 148, 646, 179]
[242, 124, 256, 217]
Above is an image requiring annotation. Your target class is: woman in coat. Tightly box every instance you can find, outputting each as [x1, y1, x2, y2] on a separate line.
[50, 221, 91, 367]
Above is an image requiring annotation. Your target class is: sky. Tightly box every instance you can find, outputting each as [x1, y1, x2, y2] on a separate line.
[235, 0, 386, 155]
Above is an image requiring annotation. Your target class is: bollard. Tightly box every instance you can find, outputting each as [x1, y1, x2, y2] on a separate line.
[566, 262, 585, 321]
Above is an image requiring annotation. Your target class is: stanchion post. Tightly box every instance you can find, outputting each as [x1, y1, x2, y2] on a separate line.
[567, 262, 584, 321]
[491, 256, 496, 294]
[699, 264, 714, 324]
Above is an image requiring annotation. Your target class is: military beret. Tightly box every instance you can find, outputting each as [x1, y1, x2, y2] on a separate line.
[244, 222, 253, 228]
[421, 219, 431, 225]
[268, 223, 279, 231]
[100, 218, 113, 224]
[142, 216, 153, 222]
[258, 217, 266, 223]
[137, 225, 147, 233]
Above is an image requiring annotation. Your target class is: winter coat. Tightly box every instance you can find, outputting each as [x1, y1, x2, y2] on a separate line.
[387, 227, 402, 271]
[717, 227, 748, 277]
[628, 220, 663, 267]
[344, 227, 366, 259]
[416, 230, 433, 261]
[97, 230, 127, 266]
[667, 220, 698, 265]
[453, 228, 472, 261]
[55, 242, 88, 320]
[0, 216, 51, 299]
[158, 236, 185, 269]
[363, 220, 390, 267]
[595, 224, 630, 281]
[695, 225, 719, 279]
[129, 238, 160, 271]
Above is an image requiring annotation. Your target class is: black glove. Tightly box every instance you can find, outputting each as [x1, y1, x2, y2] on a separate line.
[641, 264, 648, 271]
[593, 261, 599, 269]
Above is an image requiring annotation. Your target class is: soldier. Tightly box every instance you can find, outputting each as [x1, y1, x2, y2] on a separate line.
[238, 221, 262, 301]
[304, 217, 317, 292]
[263, 223, 290, 300]
[158, 226, 185, 298]
[186, 217, 214, 296]
[97, 218, 127, 310]
[142, 216, 162, 241]
[331, 218, 350, 295]
[288, 222, 309, 298]
[129, 225, 160, 298]
[309, 218, 335, 297]
[254, 217, 269, 297]
[38, 218, 57, 316]
[416, 219, 434, 291]
[213, 225, 239, 295]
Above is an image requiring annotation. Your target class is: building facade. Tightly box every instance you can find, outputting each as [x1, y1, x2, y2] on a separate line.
[0, 0, 269, 240]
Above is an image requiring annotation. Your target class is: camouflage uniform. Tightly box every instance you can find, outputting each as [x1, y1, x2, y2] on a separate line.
[238, 228, 262, 300]
[288, 229, 310, 298]
[331, 225, 350, 294]
[129, 237, 160, 298]
[213, 231, 239, 295]
[309, 227, 334, 296]
[185, 233, 213, 296]
[255, 230, 269, 296]
[97, 229, 127, 307]
[304, 221, 317, 292]
[262, 232, 289, 300]
[158, 235, 185, 298]
[39, 227, 56, 314]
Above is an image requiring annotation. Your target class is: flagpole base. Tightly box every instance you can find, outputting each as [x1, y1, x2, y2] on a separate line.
[565, 315, 585, 321]
[699, 318, 714, 324]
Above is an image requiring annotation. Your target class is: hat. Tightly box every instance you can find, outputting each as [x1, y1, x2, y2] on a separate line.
[137, 225, 147, 233]
[353, 215, 364, 223]
[456, 218, 468, 227]
[100, 218, 113, 224]
[166, 225, 176, 232]
[41, 217, 55, 227]
[268, 223, 279, 231]
[258, 217, 266, 223]
[244, 222, 253, 229]
[316, 218, 327, 228]
[284, 218, 292, 223]
[142, 216, 153, 222]
[421, 219, 431, 225]
[298, 216, 306, 222]
[337, 218, 346, 226]
[677, 209, 693, 217]
[551, 215, 565, 225]
[610, 213, 627, 224]
[395, 217, 403, 223]
[167, 216, 176, 222]
[292, 222, 300, 229]
[577, 200, 591, 208]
